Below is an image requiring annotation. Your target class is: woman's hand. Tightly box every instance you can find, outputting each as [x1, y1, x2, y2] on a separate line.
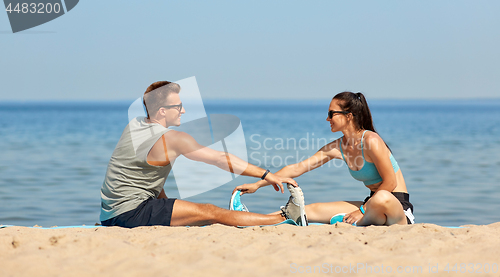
[344, 209, 363, 225]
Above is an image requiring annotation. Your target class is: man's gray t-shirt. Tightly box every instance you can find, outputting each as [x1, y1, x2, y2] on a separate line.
[100, 117, 172, 222]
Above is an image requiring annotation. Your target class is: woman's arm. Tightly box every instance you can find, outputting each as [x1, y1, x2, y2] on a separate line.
[364, 133, 397, 192]
[234, 139, 343, 194]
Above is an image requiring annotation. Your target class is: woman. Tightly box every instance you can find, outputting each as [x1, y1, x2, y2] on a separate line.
[234, 92, 414, 226]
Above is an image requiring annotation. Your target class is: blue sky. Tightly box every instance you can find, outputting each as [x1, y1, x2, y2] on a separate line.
[1, 1, 499, 101]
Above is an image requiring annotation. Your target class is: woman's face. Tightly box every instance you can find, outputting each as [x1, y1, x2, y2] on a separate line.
[327, 99, 349, 133]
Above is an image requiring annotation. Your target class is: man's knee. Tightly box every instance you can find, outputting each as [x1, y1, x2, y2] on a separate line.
[195, 203, 221, 222]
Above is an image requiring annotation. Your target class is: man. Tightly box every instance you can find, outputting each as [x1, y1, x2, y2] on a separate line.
[100, 81, 307, 227]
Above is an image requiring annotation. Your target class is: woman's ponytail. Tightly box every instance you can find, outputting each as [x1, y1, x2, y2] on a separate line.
[356, 92, 375, 132]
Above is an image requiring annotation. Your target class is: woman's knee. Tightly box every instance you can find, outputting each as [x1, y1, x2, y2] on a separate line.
[363, 191, 406, 225]
[366, 191, 394, 210]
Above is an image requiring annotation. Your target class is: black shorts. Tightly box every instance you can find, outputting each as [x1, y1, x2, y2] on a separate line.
[363, 192, 415, 224]
[101, 198, 176, 228]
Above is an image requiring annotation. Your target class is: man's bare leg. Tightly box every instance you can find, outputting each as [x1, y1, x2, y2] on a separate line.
[170, 199, 285, 227]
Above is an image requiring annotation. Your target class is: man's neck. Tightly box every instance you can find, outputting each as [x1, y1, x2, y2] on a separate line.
[146, 117, 167, 128]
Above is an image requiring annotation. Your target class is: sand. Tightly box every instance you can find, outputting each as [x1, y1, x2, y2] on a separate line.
[1, 222, 499, 276]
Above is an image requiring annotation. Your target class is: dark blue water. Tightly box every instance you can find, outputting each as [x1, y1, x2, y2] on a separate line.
[1, 99, 499, 227]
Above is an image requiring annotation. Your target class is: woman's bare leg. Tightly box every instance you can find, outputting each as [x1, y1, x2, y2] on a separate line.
[304, 201, 363, 224]
[303, 191, 407, 226]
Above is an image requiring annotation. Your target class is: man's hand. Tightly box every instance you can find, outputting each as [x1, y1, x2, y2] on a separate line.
[232, 173, 298, 195]
[233, 183, 260, 195]
[343, 209, 363, 225]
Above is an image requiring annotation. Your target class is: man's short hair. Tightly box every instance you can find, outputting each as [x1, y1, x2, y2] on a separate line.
[143, 81, 181, 118]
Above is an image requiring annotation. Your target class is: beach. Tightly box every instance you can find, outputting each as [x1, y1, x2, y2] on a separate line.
[1, 222, 499, 276]
[2, 1, 500, 276]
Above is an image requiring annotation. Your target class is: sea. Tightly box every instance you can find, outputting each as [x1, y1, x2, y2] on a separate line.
[1, 99, 499, 227]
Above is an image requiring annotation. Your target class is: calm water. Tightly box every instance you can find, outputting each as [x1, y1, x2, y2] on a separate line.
[1, 99, 499, 227]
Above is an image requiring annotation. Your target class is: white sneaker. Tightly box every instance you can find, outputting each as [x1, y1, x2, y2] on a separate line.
[280, 184, 308, 226]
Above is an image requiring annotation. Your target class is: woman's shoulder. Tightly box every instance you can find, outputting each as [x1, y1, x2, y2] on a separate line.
[364, 130, 382, 143]
[320, 137, 342, 152]
[363, 131, 389, 154]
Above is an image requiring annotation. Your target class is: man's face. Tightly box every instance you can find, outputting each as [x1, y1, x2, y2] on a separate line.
[162, 93, 185, 127]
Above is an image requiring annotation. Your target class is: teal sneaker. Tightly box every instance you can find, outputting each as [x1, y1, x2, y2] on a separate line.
[229, 190, 249, 212]
[330, 213, 357, 226]
[329, 213, 346, 224]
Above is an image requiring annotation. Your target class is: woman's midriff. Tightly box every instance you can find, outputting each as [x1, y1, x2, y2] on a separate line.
[366, 170, 408, 193]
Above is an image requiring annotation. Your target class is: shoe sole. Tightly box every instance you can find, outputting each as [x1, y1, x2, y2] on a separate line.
[286, 184, 308, 226]
[229, 190, 240, 211]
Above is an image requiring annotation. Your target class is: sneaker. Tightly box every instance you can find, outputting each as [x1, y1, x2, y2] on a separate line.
[329, 213, 346, 224]
[329, 213, 357, 226]
[280, 184, 308, 226]
[229, 190, 249, 212]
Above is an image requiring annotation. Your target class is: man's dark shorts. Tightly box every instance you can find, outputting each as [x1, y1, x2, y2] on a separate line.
[101, 198, 176, 228]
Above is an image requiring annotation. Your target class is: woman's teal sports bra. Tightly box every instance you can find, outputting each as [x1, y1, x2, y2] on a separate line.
[339, 130, 400, 186]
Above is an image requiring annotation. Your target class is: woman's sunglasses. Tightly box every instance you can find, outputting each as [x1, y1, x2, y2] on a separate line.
[328, 110, 350, 119]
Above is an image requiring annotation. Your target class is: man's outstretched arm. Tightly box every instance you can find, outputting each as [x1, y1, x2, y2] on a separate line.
[164, 131, 297, 192]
